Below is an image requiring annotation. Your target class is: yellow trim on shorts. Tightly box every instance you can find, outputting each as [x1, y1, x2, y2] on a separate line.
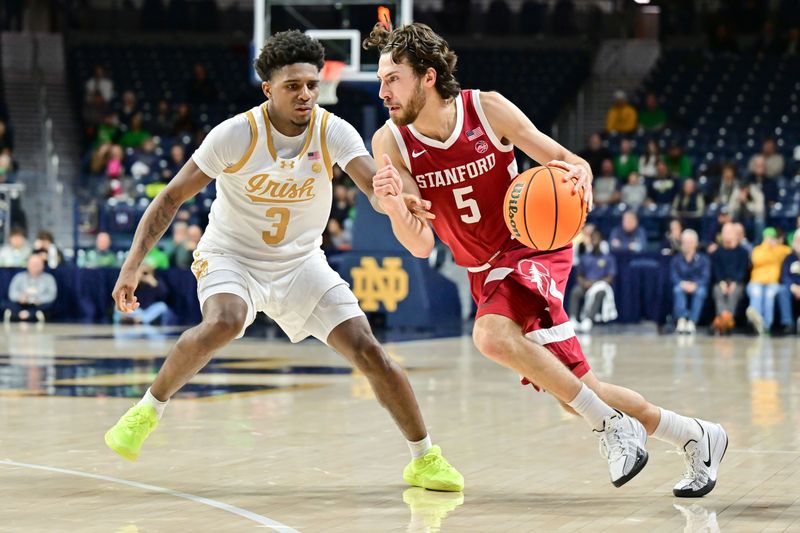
[223, 111, 257, 174]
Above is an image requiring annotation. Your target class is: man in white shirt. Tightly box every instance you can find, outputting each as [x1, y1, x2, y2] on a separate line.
[104, 30, 463, 492]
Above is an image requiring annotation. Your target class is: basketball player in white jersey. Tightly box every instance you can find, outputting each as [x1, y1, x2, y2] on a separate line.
[104, 30, 463, 492]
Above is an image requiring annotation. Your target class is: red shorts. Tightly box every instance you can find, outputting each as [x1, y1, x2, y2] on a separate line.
[469, 244, 590, 388]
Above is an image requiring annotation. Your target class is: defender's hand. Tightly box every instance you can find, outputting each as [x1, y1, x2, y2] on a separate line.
[547, 160, 594, 212]
[112, 268, 140, 313]
[403, 194, 435, 220]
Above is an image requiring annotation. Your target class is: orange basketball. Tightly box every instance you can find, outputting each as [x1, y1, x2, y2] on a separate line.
[503, 165, 588, 251]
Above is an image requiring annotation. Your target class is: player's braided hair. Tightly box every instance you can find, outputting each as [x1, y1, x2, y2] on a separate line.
[363, 22, 460, 100]
[254, 30, 325, 82]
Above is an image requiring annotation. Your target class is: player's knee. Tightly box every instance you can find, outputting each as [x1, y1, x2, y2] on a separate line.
[472, 323, 512, 364]
[352, 337, 392, 378]
[202, 312, 246, 340]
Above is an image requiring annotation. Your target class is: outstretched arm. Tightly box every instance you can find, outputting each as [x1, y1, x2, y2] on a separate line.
[479, 91, 594, 210]
[113, 159, 212, 312]
[370, 126, 436, 258]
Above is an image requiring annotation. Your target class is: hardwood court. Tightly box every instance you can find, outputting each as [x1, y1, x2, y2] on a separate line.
[1, 323, 799, 532]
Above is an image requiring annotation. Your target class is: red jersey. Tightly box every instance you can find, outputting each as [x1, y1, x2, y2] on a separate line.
[387, 89, 519, 268]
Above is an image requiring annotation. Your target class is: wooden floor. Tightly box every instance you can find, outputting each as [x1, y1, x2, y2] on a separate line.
[1, 323, 799, 532]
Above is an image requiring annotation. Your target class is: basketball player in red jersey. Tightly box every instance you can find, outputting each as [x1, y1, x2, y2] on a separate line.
[364, 23, 727, 497]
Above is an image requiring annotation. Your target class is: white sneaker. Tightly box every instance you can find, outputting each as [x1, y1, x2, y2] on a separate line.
[595, 410, 649, 487]
[570, 318, 581, 333]
[685, 320, 696, 334]
[3, 309, 10, 324]
[673, 503, 720, 532]
[746, 307, 764, 335]
[673, 419, 728, 498]
[35, 310, 45, 323]
[580, 318, 593, 333]
[676, 317, 687, 334]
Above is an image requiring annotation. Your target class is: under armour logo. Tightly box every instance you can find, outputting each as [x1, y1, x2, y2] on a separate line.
[279, 160, 295, 169]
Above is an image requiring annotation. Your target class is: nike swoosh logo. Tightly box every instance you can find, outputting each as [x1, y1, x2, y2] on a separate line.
[411, 149, 427, 158]
[703, 427, 712, 467]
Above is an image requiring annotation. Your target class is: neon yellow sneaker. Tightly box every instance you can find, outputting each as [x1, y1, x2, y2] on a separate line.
[104, 404, 158, 461]
[403, 487, 464, 532]
[403, 445, 464, 492]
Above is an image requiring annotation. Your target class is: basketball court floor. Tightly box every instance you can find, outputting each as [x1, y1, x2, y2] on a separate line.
[1, 323, 798, 532]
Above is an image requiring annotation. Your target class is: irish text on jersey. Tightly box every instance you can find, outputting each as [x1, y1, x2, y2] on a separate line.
[245, 173, 316, 203]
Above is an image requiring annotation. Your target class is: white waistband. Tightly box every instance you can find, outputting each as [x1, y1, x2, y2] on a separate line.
[466, 249, 502, 273]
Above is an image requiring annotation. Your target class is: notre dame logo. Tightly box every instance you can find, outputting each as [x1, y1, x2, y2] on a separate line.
[351, 257, 409, 312]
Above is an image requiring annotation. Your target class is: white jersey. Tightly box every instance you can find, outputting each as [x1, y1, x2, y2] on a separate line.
[192, 103, 368, 265]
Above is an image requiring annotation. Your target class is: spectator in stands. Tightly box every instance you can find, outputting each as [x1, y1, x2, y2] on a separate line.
[614, 139, 638, 179]
[671, 178, 705, 223]
[781, 231, 800, 331]
[106, 144, 126, 197]
[638, 139, 661, 179]
[620, 171, 648, 210]
[0, 153, 13, 182]
[95, 111, 120, 146]
[0, 119, 14, 154]
[0, 227, 30, 267]
[734, 223, 753, 253]
[569, 229, 617, 333]
[754, 20, 785, 56]
[170, 223, 201, 269]
[84, 231, 119, 268]
[161, 144, 187, 182]
[113, 261, 175, 326]
[84, 65, 114, 103]
[785, 26, 800, 57]
[149, 100, 175, 137]
[610, 211, 647, 253]
[573, 223, 610, 260]
[661, 218, 683, 255]
[706, 207, 733, 254]
[592, 159, 620, 207]
[2, 254, 57, 324]
[787, 215, 800, 245]
[330, 184, 353, 228]
[711, 222, 749, 335]
[650, 160, 678, 204]
[119, 91, 139, 128]
[715, 164, 740, 206]
[173, 102, 196, 138]
[664, 143, 693, 178]
[83, 91, 109, 139]
[578, 133, 611, 177]
[119, 113, 152, 149]
[671, 229, 710, 334]
[746, 227, 793, 335]
[637, 92, 667, 131]
[33, 231, 62, 269]
[129, 138, 160, 181]
[605, 90, 637, 134]
[748, 139, 785, 179]
[729, 182, 765, 239]
[185, 63, 218, 104]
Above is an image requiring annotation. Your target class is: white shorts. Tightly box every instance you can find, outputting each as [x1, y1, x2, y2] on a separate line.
[192, 250, 365, 343]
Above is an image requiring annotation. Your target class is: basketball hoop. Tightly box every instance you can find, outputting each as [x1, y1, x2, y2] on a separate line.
[319, 60, 346, 106]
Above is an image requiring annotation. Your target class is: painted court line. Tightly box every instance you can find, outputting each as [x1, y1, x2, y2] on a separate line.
[0, 460, 299, 532]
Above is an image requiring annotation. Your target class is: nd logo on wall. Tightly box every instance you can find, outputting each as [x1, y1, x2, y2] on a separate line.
[351, 257, 409, 312]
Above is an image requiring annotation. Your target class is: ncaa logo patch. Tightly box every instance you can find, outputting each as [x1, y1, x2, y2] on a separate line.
[475, 140, 489, 154]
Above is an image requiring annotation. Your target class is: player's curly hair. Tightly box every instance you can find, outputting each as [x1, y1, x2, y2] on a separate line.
[363, 22, 460, 100]
[254, 30, 325, 82]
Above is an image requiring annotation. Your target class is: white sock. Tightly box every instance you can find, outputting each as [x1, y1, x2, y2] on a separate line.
[407, 434, 432, 459]
[137, 388, 169, 420]
[651, 408, 702, 448]
[567, 384, 617, 431]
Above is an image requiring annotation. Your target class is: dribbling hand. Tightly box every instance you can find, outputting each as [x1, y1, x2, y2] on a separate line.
[547, 160, 594, 212]
[112, 269, 140, 313]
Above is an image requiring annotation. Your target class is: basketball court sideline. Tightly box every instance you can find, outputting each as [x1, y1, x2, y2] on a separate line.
[1, 324, 798, 532]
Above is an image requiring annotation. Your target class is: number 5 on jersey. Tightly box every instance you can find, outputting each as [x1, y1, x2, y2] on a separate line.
[263, 207, 290, 245]
[453, 186, 481, 224]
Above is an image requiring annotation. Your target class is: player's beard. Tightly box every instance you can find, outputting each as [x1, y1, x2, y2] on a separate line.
[392, 82, 426, 126]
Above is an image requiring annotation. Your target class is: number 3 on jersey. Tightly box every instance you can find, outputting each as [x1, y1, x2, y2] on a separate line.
[262, 207, 290, 245]
[453, 186, 481, 224]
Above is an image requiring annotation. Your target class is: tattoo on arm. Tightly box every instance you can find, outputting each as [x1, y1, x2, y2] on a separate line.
[130, 191, 181, 265]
